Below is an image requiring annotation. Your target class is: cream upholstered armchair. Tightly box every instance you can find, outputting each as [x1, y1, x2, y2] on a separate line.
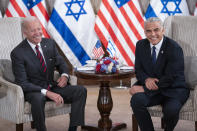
[0, 17, 74, 131]
[132, 16, 197, 131]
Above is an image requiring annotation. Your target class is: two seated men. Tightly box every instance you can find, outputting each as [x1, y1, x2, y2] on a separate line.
[10, 16, 189, 131]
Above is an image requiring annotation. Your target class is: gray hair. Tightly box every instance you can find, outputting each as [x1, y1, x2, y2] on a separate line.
[144, 17, 164, 28]
[21, 16, 39, 32]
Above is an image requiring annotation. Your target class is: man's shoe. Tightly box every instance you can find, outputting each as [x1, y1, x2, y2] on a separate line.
[68, 126, 77, 131]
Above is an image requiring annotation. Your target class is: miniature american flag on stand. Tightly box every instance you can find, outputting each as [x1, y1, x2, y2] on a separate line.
[5, 0, 50, 38]
[92, 41, 105, 59]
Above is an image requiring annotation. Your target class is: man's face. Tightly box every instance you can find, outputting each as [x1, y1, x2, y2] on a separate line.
[144, 21, 164, 45]
[24, 20, 42, 44]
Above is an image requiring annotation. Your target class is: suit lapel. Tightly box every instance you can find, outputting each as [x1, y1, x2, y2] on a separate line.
[40, 40, 50, 79]
[154, 37, 167, 71]
[40, 41, 49, 69]
[144, 40, 155, 68]
[23, 40, 41, 70]
[24, 39, 48, 76]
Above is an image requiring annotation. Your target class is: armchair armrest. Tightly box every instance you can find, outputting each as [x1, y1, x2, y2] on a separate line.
[192, 85, 197, 110]
[0, 76, 25, 123]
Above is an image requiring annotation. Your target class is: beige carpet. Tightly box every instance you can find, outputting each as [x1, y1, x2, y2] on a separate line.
[0, 86, 194, 131]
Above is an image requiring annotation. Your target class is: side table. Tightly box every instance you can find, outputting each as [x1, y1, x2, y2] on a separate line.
[75, 69, 135, 131]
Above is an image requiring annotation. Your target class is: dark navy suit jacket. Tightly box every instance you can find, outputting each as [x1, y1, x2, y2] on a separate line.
[11, 38, 69, 93]
[134, 36, 189, 103]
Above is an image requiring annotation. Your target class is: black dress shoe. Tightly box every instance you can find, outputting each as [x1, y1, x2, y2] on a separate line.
[68, 126, 77, 131]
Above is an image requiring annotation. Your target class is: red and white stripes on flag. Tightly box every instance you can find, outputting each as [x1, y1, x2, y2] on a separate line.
[92, 41, 105, 59]
[194, 2, 197, 16]
[5, 0, 50, 38]
[95, 0, 145, 66]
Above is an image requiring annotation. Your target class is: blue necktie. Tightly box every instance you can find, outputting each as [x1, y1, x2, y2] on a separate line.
[152, 46, 156, 64]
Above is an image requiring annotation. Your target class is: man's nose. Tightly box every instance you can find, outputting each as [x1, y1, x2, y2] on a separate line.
[151, 31, 156, 36]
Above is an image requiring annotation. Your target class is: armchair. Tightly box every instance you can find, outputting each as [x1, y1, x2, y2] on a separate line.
[132, 16, 197, 131]
[0, 17, 74, 131]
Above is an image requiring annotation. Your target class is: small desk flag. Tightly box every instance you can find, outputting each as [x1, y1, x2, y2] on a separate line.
[92, 40, 105, 59]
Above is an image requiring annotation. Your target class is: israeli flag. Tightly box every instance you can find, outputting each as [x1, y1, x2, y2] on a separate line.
[107, 40, 116, 58]
[145, 0, 190, 21]
[47, 0, 98, 67]
[107, 39, 120, 60]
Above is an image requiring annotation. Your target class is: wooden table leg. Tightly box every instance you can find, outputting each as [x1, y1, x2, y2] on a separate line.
[82, 81, 127, 131]
[98, 81, 127, 131]
[97, 81, 113, 130]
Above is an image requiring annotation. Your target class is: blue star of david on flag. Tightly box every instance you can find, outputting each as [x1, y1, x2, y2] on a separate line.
[145, 0, 189, 22]
[114, 0, 130, 8]
[161, 0, 182, 16]
[65, 0, 87, 21]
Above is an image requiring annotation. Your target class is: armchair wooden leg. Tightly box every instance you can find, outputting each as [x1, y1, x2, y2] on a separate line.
[161, 117, 165, 129]
[132, 114, 138, 131]
[31, 121, 35, 129]
[16, 123, 23, 131]
[195, 121, 197, 131]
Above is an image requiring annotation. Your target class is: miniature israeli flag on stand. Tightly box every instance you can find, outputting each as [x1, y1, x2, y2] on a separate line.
[106, 39, 126, 65]
[145, 0, 190, 21]
[47, 0, 98, 67]
[107, 39, 117, 59]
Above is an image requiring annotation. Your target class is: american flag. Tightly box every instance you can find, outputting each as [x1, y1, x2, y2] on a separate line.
[5, 0, 50, 38]
[92, 41, 105, 59]
[194, 2, 197, 16]
[95, 0, 145, 66]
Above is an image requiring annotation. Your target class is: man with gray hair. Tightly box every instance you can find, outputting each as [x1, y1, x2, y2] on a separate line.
[130, 17, 189, 131]
[11, 16, 87, 131]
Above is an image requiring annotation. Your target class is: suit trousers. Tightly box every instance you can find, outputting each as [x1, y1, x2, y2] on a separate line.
[25, 85, 87, 131]
[130, 92, 183, 131]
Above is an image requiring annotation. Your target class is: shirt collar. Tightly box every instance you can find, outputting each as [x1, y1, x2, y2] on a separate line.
[27, 40, 41, 50]
[150, 36, 164, 51]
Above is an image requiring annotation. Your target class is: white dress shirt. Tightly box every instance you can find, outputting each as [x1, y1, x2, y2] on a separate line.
[150, 37, 164, 59]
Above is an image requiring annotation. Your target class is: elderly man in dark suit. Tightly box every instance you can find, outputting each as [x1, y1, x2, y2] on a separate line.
[11, 16, 87, 131]
[130, 17, 190, 131]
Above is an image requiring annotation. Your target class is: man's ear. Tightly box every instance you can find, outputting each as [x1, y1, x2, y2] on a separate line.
[162, 27, 165, 34]
[22, 32, 27, 38]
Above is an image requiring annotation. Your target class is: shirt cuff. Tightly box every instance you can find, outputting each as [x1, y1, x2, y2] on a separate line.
[61, 73, 69, 79]
[41, 89, 48, 96]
